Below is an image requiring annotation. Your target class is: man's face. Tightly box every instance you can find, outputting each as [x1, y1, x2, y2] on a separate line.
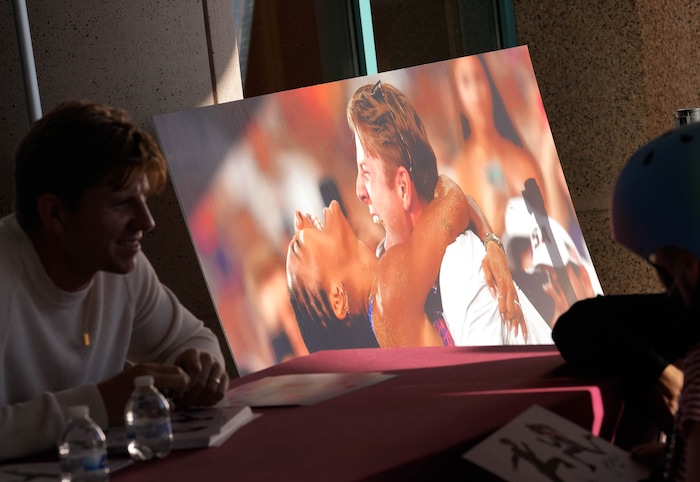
[57, 174, 155, 287]
[354, 135, 410, 249]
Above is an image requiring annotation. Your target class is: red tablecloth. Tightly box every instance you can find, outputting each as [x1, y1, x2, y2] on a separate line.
[112, 345, 623, 481]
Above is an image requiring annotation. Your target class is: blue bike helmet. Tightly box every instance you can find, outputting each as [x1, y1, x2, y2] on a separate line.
[611, 122, 700, 260]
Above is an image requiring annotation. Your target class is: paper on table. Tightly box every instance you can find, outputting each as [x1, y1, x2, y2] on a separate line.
[225, 372, 397, 407]
[0, 458, 132, 482]
[463, 404, 651, 482]
[107, 404, 259, 452]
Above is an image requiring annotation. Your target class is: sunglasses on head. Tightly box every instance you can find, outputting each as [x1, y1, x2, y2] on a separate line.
[370, 80, 414, 174]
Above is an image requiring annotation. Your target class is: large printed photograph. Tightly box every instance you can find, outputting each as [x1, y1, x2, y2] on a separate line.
[154, 46, 603, 375]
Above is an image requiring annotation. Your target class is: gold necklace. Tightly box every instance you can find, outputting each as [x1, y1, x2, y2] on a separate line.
[81, 292, 93, 346]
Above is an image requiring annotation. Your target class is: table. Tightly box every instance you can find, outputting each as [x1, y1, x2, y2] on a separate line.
[112, 345, 625, 481]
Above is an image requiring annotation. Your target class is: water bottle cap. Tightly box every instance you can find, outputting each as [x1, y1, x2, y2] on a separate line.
[134, 375, 155, 387]
[67, 405, 89, 418]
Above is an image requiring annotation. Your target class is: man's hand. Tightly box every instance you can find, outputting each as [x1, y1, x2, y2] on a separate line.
[482, 241, 527, 341]
[97, 363, 192, 426]
[173, 348, 229, 409]
[97, 350, 228, 427]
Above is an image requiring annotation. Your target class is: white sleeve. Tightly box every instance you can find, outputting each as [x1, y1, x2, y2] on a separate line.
[439, 233, 505, 346]
[439, 232, 553, 346]
[0, 385, 106, 461]
[126, 252, 225, 367]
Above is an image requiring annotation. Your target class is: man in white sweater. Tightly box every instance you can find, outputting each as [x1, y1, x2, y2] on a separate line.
[0, 101, 228, 460]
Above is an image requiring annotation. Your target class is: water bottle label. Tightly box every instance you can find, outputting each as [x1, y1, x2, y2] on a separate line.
[82, 451, 107, 471]
[126, 418, 173, 440]
[60, 450, 107, 473]
[126, 416, 173, 460]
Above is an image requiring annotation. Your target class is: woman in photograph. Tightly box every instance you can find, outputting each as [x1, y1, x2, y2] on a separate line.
[449, 54, 546, 238]
[286, 175, 470, 349]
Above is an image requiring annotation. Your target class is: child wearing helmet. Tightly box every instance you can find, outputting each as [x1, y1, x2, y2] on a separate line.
[611, 122, 700, 482]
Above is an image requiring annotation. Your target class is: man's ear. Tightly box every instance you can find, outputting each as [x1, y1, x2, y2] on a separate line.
[396, 167, 412, 210]
[36, 193, 68, 234]
[330, 283, 349, 320]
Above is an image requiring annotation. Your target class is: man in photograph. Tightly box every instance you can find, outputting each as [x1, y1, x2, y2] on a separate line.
[347, 80, 552, 345]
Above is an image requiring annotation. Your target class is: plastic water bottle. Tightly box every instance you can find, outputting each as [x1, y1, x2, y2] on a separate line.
[124, 375, 173, 460]
[58, 404, 109, 481]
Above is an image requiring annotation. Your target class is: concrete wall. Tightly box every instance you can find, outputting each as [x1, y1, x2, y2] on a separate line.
[1, 0, 241, 375]
[514, 1, 700, 295]
[3, 1, 699, 376]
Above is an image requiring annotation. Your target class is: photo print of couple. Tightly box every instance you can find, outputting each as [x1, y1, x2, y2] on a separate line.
[154, 45, 603, 375]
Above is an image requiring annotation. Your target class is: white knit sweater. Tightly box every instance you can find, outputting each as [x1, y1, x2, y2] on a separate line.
[0, 214, 224, 460]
